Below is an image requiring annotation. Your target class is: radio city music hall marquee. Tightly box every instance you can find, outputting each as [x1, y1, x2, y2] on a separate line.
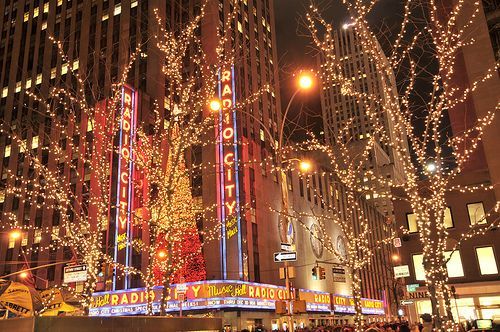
[89, 280, 332, 316]
[216, 68, 243, 278]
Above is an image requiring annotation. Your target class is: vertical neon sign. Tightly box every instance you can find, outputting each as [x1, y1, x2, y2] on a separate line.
[113, 85, 137, 290]
[216, 67, 243, 279]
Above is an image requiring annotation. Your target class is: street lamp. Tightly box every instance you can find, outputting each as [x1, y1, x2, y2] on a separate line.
[209, 72, 315, 331]
[391, 254, 400, 263]
[276, 72, 315, 332]
[298, 160, 312, 173]
[209, 99, 222, 112]
[298, 73, 314, 90]
[9, 229, 22, 240]
[279, 72, 315, 153]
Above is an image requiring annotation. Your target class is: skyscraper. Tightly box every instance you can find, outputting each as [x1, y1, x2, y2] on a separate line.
[0, 0, 283, 289]
[319, 26, 409, 219]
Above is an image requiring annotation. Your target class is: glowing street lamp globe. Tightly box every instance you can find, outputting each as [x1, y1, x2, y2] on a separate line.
[299, 160, 312, 172]
[9, 229, 22, 240]
[298, 74, 314, 90]
[209, 99, 222, 112]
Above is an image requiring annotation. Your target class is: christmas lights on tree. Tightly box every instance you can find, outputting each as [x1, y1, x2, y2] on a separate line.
[303, 1, 500, 330]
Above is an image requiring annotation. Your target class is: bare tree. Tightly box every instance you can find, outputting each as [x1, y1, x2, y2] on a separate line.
[305, 0, 500, 329]
[0, 37, 141, 313]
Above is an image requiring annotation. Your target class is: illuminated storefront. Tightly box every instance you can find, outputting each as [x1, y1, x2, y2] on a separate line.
[401, 284, 500, 323]
[90, 280, 331, 316]
[332, 295, 385, 315]
[89, 280, 386, 330]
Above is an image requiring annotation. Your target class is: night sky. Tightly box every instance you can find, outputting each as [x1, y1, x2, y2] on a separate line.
[273, 0, 403, 140]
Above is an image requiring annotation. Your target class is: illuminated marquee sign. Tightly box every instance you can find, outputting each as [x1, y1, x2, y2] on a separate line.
[216, 68, 242, 278]
[89, 280, 331, 316]
[113, 85, 138, 289]
[332, 295, 385, 315]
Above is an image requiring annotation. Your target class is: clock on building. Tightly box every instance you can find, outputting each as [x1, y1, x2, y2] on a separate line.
[309, 223, 324, 258]
[336, 235, 347, 259]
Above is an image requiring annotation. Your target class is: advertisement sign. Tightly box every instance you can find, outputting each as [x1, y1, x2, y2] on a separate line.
[63, 265, 88, 283]
[113, 85, 138, 289]
[393, 265, 410, 278]
[89, 280, 331, 316]
[332, 295, 385, 315]
[0, 281, 34, 317]
[216, 67, 243, 279]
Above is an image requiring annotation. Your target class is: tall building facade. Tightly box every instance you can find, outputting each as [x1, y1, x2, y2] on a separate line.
[0, 0, 284, 289]
[319, 26, 409, 220]
[0, 0, 165, 286]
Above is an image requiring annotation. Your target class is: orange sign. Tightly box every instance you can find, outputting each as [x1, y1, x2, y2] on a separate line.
[333, 295, 385, 315]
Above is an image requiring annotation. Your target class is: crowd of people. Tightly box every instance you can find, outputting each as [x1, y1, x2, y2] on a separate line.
[291, 319, 499, 332]
[292, 321, 426, 332]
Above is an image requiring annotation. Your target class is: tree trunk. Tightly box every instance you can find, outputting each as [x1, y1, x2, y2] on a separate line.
[160, 270, 171, 316]
[145, 279, 153, 315]
[352, 269, 364, 332]
[427, 270, 453, 331]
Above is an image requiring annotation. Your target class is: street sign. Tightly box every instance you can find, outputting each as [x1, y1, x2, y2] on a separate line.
[274, 251, 297, 262]
[393, 265, 410, 278]
[406, 283, 420, 292]
[280, 242, 295, 252]
[401, 300, 414, 305]
[64, 264, 88, 283]
[393, 237, 402, 248]
[405, 291, 428, 300]
[332, 267, 346, 282]
[176, 283, 187, 293]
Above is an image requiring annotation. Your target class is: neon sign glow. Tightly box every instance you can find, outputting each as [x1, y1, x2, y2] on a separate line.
[113, 85, 137, 289]
[89, 280, 333, 316]
[216, 68, 243, 279]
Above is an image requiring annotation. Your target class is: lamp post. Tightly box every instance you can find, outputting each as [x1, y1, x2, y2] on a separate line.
[276, 72, 315, 332]
[210, 71, 315, 331]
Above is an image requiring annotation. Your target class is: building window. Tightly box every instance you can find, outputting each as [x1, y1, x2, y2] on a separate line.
[412, 253, 426, 281]
[475, 246, 498, 275]
[479, 296, 500, 319]
[412, 251, 465, 280]
[444, 207, 454, 228]
[467, 202, 486, 225]
[406, 213, 417, 233]
[444, 250, 465, 278]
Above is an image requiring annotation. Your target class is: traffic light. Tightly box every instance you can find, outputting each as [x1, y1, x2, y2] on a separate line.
[311, 266, 318, 280]
[319, 266, 326, 280]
